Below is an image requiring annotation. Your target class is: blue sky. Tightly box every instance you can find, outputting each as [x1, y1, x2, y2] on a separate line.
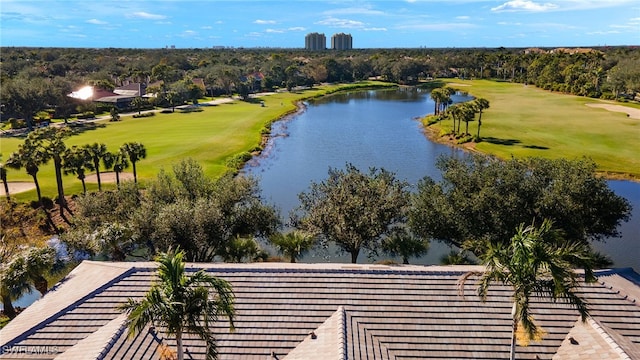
[1, 0, 638, 48]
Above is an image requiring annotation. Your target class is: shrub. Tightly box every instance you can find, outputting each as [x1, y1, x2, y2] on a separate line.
[9, 118, 26, 129]
[226, 152, 253, 170]
[456, 134, 473, 144]
[76, 112, 95, 119]
[132, 112, 155, 118]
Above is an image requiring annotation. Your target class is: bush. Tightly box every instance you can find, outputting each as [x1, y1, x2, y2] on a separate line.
[132, 112, 155, 118]
[76, 112, 95, 119]
[9, 118, 26, 129]
[180, 107, 203, 113]
[456, 134, 473, 144]
[160, 109, 173, 114]
[226, 152, 253, 170]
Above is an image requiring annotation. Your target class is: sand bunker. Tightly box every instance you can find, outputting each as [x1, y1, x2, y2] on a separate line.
[0, 182, 36, 195]
[447, 82, 471, 87]
[85, 172, 134, 183]
[586, 103, 640, 120]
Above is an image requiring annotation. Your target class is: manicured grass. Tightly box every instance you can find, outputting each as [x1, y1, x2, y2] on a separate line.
[1, 82, 394, 202]
[436, 79, 640, 179]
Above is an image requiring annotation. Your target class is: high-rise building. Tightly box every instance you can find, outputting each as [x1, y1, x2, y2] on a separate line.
[331, 33, 352, 50]
[305, 33, 326, 50]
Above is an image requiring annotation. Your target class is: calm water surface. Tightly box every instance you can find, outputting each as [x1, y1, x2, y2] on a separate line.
[245, 88, 639, 270]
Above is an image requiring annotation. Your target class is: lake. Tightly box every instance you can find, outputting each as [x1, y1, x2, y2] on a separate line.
[244, 88, 640, 270]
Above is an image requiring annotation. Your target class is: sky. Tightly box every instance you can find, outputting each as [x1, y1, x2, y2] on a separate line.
[1, 0, 639, 49]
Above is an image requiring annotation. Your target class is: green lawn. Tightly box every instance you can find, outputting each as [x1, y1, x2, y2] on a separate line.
[437, 79, 640, 179]
[1, 82, 394, 201]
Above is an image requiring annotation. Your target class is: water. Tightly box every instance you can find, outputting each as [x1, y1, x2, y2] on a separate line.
[245, 88, 639, 269]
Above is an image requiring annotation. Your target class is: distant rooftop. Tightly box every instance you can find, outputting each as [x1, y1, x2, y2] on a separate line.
[1, 262, 639, 359]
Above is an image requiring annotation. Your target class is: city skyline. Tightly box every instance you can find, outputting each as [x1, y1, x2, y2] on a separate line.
[1, 0, 638, 48]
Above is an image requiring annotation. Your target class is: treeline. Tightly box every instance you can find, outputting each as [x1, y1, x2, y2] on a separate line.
[1, 47, 639, 126]
[1, 155, 631, 318]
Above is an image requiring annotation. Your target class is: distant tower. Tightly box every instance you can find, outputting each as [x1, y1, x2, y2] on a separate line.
[305, 33, 326, 50]
[331, 33, 352, 50]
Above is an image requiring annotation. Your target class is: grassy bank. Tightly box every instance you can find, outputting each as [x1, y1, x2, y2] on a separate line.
[427, 79, 640, 180]
[1, 81, 395, 202]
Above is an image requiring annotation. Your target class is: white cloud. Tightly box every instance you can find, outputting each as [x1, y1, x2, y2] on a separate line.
[254, 19, 276, 25]
[456, 16, 470, 20]
[288, 27, 306, 31]
[397, 23, 476, 31]
[86, 19, 107, 25]
[497, 21, 523, 25]
[491, 0, 558, 12]
[588, 30, 622, 35]
[323, 7, 386, 16]
[364, 27, 387, 31]
[266, 28, 284, 33]
[201, 26, 213, 30]
[316, 17, 365, 28]
[129, 11, 166, 20]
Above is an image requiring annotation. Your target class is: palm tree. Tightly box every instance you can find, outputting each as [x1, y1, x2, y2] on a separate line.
[0, 246, 55, 319]
[430, 88, 443, 116]
[120, 142, 146, 183]
[381, 228, 428, 264]
[120, 249, 235, 360]
[1, 161, 10, 201]
[448, 104, 463, 135]
[104, 150, 130, 187]
[29, 128, 71, 217]
[63, 146, 94, 194]
[6, 139, 47, 205]
[84, 143, 109, 191]
[218, 236, 268, 263]
[473, 98, 490, 139]
[269, 231, 315, 263]
[458, 220, 595, 360]
[461, 102, 477, 135]
[131, 96, 146, 115]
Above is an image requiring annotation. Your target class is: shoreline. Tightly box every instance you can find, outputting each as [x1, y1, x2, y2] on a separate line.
[420, 121, 640, 183]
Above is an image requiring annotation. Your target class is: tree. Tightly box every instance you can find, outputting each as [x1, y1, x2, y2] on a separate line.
[269, 231, 315, 263]
[473, 98, 490, 139]
[2, 77, 52, 131]
[0, 246, 56, 319]
[458, 220, 595, 360]
[120, 142, 146, 183]
[1, 161, 10, 201]
[84, 143, 109, 191]
[297, 163, 410, 263]
[63, 146, 94, 195]
[381, 228, 429, 264]
[119, 249, 235, 360]
[6, 136, 49, 205]
[409, 155, 632, 259]
[105, 151, 130, 187]
[131, 96, 146, 115]
[110, 107, 120, 122]
[28, 128, 71, 217]
[217, 236, 268, 263]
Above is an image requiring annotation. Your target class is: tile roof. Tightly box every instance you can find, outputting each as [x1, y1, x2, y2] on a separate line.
[1, 262, 639, 360]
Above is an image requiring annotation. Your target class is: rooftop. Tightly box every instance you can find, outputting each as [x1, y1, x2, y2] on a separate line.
[1, 262, 639, 359]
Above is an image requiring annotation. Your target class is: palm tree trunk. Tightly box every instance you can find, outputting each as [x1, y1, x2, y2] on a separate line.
[31, 173, 42, 204]
[351, 250, 359, 264]
[176, 330, 184, 360]
[132, 162, 138, 183]
[2, 178, 10, 201]
[477, 113, 483, 138]
[54, 157, 65, 217]
[115, 171, 121, 187]
[81, 178, 87, 195]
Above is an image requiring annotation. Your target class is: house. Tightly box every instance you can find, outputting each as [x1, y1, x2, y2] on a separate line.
[1, 262, 639, 359]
